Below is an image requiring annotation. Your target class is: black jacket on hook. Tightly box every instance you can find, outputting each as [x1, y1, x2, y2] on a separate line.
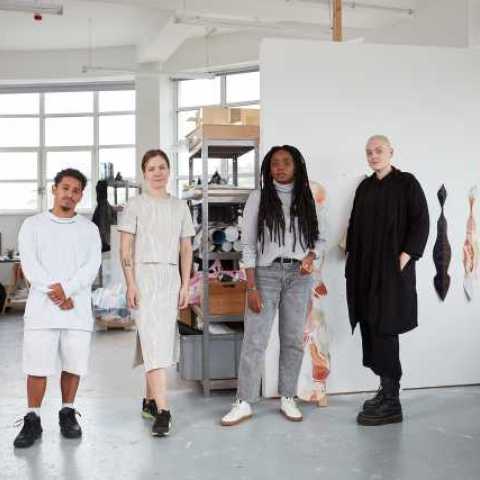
[92, 180, 117, 253]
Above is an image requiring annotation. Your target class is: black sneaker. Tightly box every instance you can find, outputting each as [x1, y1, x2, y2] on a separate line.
[13, 412, 42, 448]
[142, 399, 158, 420]
[59, 407, 82, 439]
[152, 410, 172, 437]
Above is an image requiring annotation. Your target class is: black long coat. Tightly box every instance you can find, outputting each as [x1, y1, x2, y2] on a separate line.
[345, 167, 430, 335]
[92, 180, 117, 253]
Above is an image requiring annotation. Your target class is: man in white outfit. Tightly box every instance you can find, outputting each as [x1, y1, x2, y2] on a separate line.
[13, 168, 101, 449]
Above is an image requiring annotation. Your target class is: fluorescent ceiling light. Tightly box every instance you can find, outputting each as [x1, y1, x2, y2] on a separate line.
[81, 65, 215, 81]
[0, 0, 63, 15]
[289, 0, 414, 15]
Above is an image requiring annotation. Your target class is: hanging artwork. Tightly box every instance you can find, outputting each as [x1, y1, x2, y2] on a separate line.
[463, 186, 479, 301]
[297, 181, 331, 407]
[433, 184, 452, 301]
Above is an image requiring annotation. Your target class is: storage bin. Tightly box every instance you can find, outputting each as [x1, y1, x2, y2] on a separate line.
[179, 330, 243, 381]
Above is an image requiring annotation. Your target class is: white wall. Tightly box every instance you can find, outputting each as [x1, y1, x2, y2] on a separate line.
[0, 46, 136, 82]
[468, 0, 480, 47]
[260, 38, 480, 393]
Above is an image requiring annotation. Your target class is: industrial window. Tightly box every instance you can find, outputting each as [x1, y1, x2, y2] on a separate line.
[0, 84, 136, 213]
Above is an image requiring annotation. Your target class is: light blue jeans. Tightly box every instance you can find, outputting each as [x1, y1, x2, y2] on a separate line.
[237, 262, 314, 403]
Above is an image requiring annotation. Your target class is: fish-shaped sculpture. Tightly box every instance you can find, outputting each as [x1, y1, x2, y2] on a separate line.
[463, 186, 479, 301]
[433, 185, 452, 300]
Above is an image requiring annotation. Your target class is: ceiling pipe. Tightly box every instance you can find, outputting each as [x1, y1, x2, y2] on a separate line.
[286, 0, 414, 15]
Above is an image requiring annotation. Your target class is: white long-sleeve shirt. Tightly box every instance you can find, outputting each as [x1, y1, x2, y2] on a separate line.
[18, 211, 102, 331]
[241, 182, 327, 268]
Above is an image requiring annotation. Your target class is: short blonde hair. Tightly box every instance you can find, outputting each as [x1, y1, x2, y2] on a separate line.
[366, 135, 392, 148]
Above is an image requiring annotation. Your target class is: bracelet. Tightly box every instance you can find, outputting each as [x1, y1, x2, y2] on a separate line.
[246, 286, 257, 292]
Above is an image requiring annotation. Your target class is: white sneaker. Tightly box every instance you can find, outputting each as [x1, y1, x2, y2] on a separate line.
[221, 400, 253, 426]
[280, 397, 303, 422]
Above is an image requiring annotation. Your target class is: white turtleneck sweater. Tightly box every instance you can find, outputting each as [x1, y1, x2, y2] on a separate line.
[18, 211, 102, 331]
[241, 181, 326, 268]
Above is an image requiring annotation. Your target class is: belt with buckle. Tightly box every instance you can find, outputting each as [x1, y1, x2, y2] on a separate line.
[273, 257, 300, 264]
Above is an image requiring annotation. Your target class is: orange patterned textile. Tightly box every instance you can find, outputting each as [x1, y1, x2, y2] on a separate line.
[297, 182, 331, 407]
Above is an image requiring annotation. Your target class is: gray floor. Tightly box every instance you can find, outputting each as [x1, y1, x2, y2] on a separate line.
[1, 312, 479, 480]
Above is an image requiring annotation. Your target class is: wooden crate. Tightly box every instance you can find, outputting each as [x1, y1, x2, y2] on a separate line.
[202, 280, 246, 315]
[178, 306, 195, 328]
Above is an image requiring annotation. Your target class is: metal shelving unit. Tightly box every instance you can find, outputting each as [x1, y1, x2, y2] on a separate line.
[106, 178, 140, 205]
[187, 133, 259, 396]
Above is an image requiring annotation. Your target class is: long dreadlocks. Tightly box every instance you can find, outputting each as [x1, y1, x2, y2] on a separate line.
[257, 145, 319, 253]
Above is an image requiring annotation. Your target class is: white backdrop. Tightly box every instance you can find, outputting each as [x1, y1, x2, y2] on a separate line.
[260, 39, 480, 393]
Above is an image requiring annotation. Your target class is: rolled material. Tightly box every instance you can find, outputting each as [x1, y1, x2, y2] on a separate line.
[210, 228, 226, 246]
[233, 240, 242, 252]
[225, 226, 239, 242]
[221, 241, 233, 252]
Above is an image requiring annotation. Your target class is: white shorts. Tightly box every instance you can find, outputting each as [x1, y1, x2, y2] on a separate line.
[23, 329, 92, 377]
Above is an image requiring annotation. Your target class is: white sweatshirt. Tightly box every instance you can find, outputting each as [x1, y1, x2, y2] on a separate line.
[18, 211, 102, 331]
[241, 181, 327, 268]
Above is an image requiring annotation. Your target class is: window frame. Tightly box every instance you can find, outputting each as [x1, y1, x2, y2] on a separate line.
[0, 82, 135, 215]
[173, 68, 260, 195]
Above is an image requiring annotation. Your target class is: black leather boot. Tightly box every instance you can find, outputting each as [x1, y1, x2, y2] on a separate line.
[357, 377, 402, 426]
[362, 382, 384, 411]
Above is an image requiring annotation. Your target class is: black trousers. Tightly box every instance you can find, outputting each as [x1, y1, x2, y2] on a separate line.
[359, 320, 402, 380]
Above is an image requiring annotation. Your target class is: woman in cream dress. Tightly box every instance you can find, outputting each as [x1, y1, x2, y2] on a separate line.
[118, 149, 194, 437]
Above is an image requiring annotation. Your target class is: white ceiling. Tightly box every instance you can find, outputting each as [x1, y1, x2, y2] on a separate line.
[0, 0, 169, 50]
[0, 0, 418, 52]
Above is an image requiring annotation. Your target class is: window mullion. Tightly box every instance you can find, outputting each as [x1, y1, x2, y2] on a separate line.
[39, 92, 46, 211]
[220, 74, 227, 107]
[92, 91, 100, 207]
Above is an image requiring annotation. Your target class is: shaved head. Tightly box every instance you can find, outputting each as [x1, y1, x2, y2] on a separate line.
[366, 135, 392, 148]
[365, 135, 394, 176]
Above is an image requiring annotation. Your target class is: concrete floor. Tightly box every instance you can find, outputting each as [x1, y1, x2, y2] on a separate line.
[1, 312, 480, 480]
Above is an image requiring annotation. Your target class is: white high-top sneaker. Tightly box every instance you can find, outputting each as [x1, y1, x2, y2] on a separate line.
[280, 397, 303, 422]
[221, 400, 253, 426]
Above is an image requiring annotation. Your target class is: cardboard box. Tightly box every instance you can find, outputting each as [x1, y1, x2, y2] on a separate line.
[229, 108, 260, 126]
[199, 106, 230, 125]
[202, 280, 246, 316]
[187, 124, 260, 152]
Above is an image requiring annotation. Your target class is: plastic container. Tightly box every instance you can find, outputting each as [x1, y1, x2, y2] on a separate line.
[179, 329, 243, 381]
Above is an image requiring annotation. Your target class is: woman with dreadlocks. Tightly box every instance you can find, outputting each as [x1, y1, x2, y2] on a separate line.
[221, 145, 326, 426]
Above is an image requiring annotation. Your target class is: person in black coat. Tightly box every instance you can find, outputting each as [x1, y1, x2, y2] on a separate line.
[345, 135, 429, 426]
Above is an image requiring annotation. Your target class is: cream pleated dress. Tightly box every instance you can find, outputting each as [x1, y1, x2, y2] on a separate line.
[117, 192, 195, 371]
